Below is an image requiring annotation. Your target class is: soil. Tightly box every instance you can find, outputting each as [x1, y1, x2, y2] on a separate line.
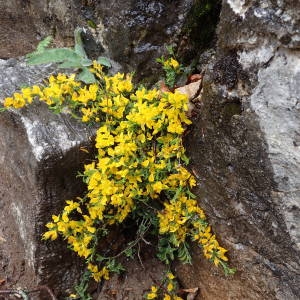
[0, 12, 38, 59]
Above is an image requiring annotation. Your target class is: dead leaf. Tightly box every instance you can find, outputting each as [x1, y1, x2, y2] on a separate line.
[179, 287, 199, 300]
[175, 80, 201, 101]
[188, 74, 202, 83]
[159, 81, 171, 93]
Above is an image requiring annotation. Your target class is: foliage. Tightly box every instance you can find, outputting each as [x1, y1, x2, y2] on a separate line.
[145, 272, 183, 300]
[1, 32, 235, 298]
[26, 28, 111, 84]
[156, 46, 184, 89]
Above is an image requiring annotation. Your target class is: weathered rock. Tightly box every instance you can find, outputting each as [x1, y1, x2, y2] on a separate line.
[0, 0, 195, 82]
[0, 58, 95, 297]
[96, 252, 167, 300]
[1, 1, 300, 299]
[177, 1, 300, 299]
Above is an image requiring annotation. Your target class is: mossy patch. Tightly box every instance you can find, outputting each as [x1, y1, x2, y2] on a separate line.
[178, 0, 222, 64]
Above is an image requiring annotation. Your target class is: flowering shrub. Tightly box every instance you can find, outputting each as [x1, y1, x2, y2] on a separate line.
[2, 56, 234, 298]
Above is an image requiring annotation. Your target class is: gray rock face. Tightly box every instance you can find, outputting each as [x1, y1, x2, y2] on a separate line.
[89, 0, 193, 78]
[0, 59, 95, 297]
[1, 1, 300, 299]
[176, 1, 300, 299]
[0, 0, 193, 81]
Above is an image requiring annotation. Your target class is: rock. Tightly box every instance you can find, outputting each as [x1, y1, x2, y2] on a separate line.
[0, 58, 95, 297]
[0, 0, 195, 82]
[177, 1, 300, 299]
[1, 1, 300, 299]
[96, 255, 167, 300]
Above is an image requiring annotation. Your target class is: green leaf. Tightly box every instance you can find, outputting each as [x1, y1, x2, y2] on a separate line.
[80, 58, 93, 67]
[95, 254, 106, 262]
[219, 260, 236, 276]
[87, 19, 97, 29]
[177, 243, 192, 264]
[57, 59, 83, 68]
[166, 45, 175, 56]
[74, 27, 88, 59]
[182, 154, 190, 165]
[157, 237, 177, 264]
[0, 107, 8, 112]
[76, 67, 96, 84]
[27, 48, 81, 65]
[124, 247, 135, 259]
[26, 36, 53, 58]
[37, 36, 53, 52]
[97, 56, 111, 68]
[172, 187, 182, 201]
[107, 259, 125, 274]
[186, 189, 196, 198]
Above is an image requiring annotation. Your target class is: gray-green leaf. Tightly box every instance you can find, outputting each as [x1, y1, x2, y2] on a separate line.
[74, 27, 88, 59]
[97, 56, 111, 68]
[27, 48, 81, 65]
[76, 67, 96, 84]
[80, 58, 93, 67]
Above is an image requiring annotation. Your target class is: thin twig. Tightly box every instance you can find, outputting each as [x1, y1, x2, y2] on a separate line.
[107, 221, 151, 260]
[137, 242, 145, 269]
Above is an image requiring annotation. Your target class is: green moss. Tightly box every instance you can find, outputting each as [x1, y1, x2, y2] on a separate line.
[222, 102, 242, 121]
[179, 0, 222, 63]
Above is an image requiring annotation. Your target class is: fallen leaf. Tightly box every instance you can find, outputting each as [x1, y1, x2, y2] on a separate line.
[188, 74, 202, 83]
[159, 81, 171, 93]
[178, 287, 199, 300]
[175, 80, 201, 101]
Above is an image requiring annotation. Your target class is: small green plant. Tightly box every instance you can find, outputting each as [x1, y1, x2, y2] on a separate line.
[68, 271, 92, 300]
[1, 31, 235, 299]
[144, 272, 182, 300]
[156, 46, 184, 89]
[26, 28, 111, 84]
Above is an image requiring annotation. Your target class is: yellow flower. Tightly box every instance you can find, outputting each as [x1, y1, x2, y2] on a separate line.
[52, 215, 60, 223]
[147, 286, 158, 299]
[167, 282, 174, 292]
[152, 181, 165, 193]
[166, 272, 175, 280]
[42, 230, 58, 240]
[149, 173, 155, 182]
[164, 58, 180, 69]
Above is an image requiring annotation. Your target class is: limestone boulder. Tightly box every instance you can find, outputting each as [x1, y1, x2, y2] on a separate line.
[177, 1, 300, 299]
[0, 58, 95, 297]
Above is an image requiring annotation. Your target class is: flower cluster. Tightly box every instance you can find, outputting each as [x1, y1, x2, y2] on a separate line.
[2, 60, 234, 288]
[156, 53, 182, 89]
[145, 272, 183, 300]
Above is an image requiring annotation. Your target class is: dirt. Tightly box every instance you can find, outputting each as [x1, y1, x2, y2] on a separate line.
[0, 12, 39, 59]
[95, 258, 167, 300]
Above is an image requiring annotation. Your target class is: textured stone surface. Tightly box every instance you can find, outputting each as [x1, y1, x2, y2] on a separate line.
[176, 1, 300, 299]
[1, 0, 300, 299]
[0, 59, 95, 297]
[96, 253, 167, 300]
[0, 0, 194, 81]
